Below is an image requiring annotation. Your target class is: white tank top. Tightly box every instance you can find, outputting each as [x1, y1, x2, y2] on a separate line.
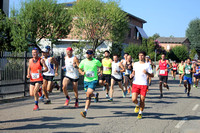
[112, 61, 122, 79]
[43, 57, 55, 76]
[65, 55, 79, 79]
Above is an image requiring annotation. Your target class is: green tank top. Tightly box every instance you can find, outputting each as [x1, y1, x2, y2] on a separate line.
[179, 65, 184, 74]
[185, 64, 192, 78]
[102, 58, 112, 74]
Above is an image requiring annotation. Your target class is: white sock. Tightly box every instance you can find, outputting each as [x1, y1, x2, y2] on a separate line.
[84, 109, 88, 112]
[139, 110, 143, 114]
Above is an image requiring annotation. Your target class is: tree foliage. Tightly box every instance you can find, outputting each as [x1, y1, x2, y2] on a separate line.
[168, 45, 189, 62]
[10, 0, 72, 52]
[186, 18, 200, 56]
[71, 0, 128, 50]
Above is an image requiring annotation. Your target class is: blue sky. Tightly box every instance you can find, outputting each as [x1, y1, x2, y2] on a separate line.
[9, 0, 200, 37]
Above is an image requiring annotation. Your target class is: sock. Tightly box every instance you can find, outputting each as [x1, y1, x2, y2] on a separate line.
[136, 102, 140, 107]
[84, 109, 88, 112]
[75, 98, 78, 103]
[66, 95, 70, 100]
[35, 101, 38, 105]
[139, 110, 143, 114]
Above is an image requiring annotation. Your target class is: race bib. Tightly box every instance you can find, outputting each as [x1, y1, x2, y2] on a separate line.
[186, 70, 190, 74]
[86, 71, 94, 77]
[31, 73, 39, 79]
[103, 67, 110, 71]
[160, 70, 165, 74]
[173, 67, 176, 70]
[67, 68, 74, 73]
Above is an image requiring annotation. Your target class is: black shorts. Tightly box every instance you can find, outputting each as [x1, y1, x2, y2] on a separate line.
[111, 76, 122, 82]
[65, 76, 79, 82]
[172, 70, 177, 73]
[43, 75, 54, 81]
[125, 75, 133, 80]
[99, 74, 111, 84]
[30, 81, 43, 86]
[159, 75, 168, 83]
[194, 75, 200, 79]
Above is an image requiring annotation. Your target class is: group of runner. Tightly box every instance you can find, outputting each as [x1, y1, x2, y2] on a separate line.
[27, 46, 200, 119]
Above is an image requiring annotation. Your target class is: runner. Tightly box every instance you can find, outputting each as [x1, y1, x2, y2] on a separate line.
[121, 53, 129, 85]
[183, 58, 195, 97]
[108, 54, 126, 102]
[156, 53, 172, 98]
[79, 49, 102, 118]
[41, 48, 58, 104]
[178, 60, 184, 86]
[193, 62, 200, 88]
[172, 61, 178, 80]
[130, 51, 154, 119]
[99, 50, 112, 98]
[145, 56, 153, 86]
[26, 48, 48, 111]
[124, 55, 134, 97]
[62, 47, 80, 107]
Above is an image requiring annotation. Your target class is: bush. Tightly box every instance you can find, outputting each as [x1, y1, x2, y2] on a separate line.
[124, 44, 147, 60]
[168, 45, 189, 62]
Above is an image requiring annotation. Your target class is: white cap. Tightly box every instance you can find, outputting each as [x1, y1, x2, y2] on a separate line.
[41, 48, 48, 53]
[146, 55, 150, 58]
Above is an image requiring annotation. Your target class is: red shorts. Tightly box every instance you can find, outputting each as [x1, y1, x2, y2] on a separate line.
[132, 84, 148, 96]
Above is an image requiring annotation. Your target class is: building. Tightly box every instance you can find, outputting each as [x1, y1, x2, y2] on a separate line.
[0, 0, 9, 16]
[39, 1, 148, 56]
[156, 37, 190, 51]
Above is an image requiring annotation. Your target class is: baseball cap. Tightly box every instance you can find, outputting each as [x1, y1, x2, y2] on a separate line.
[86, 49, 93, 55]
[66, 47, 73, 51]
[41, 48, 48, 53]
[45, 46, 51, 49]
[145, 55, 150, 58]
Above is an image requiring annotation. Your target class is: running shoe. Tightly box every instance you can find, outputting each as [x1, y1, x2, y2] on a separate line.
[74, 102, 79, 108]
[108, 98, 113, 102]
[137, 114, 143, 119]
[123, 90, 127, 98]
[196, 86, 198, 89]
[128, 87, 131, 94]
[64, 98, 70, 106]
[102, 86, 106, 91]
[44, 99, 51, 104]
[134, 106, 139, 113]
[179, 84, 181, 87]
[33, 105, 39, 111]
[129, 94, 132, 97]
[160, 94, 163, 98]
[185, 88, 187, 93]
[80, 111, 87, 118]
[173, 78, 175, 80]
[193, 84, 196, 88]
[84, 88, 87, 92]
[39, 95, 44, 102]
[187, 92, 190, 97]
[106, 93, 109, 98]
[94, 93, 99, 103]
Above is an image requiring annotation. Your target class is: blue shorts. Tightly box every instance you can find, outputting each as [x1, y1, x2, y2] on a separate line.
[183, 76, 192, 84]
[84, 80, 98, 91]
[122, 72, 125, 76]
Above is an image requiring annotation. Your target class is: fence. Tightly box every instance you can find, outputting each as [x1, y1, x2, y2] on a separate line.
[0, 51, 68, 100]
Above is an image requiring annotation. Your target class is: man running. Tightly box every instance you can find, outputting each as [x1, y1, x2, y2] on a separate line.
[62, 47, 80, 107]
[172, 61, 178, 80]
[178, 60, 184, 86]
[193, 62, 200, 88]
[27, 48, 48, 111]
[41, 48, 58, 104]
[99, 50, 112, 98]
[156, 53, 172, 98]
[108, 54, 126, 102]
[183, 58, 195, 96]
[124, 55, 134, 96]
[121, 53, 129, 85]
[79, 49, 102, 118]
[145, 56, 153, 86]
[130, 51, 154, 119]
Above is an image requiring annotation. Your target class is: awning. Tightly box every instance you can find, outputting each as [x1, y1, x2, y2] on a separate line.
[136, 26, 148, 39]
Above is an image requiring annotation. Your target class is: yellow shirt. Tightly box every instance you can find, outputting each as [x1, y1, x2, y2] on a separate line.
[102, 58, 112, 74]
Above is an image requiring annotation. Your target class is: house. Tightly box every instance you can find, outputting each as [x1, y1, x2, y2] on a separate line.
[0, 0, 9, 16]
[39, 1, 148, 56]
[156, 37, 190, 51]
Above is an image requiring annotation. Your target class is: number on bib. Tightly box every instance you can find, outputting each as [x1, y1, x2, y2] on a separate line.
[186, 70, 190, 74]
[86, 71, 94, 77]
[160, 70, 165, 74]
[31, 73, 39, 79]
[67, 68, 74, 73]
[103, 67, 110, 71]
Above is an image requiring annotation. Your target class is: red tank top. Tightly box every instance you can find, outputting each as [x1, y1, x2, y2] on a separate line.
[173, 64, 178, 70]
[29, 57, 43, 82]
[159, 60, 168, 76]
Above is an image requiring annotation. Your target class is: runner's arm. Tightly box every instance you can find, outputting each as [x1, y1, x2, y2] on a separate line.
[51, 57, 59, 75]
[26, 59, 31, 78]
[192, 64, 196, 73]
[119, 62, 125, 73]
[167, 60, 172, 69]
[183, 65, 185, 75]
[41, 59, 48, 72]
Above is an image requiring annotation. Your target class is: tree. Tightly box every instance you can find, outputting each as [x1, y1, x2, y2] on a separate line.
[71, 0, 128, 51]
[0, 10, 14, 51]
[186, 18, 200, 57]
[10, 0, 72, 52]
[168, 46, 189, 62]
[152, 33, 160, 40]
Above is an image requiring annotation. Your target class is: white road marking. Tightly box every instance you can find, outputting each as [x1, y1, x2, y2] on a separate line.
[175, 118, 188, 129]
[192, 104, 199, 111]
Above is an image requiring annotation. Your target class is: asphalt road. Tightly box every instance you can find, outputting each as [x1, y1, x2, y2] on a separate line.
[0, 76, 200, 133]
